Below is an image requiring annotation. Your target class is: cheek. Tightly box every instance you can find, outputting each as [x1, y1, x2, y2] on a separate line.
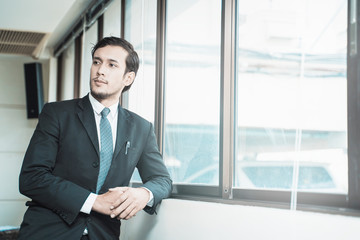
[113, 73, 125, 85]
[90, 67, 96, 78]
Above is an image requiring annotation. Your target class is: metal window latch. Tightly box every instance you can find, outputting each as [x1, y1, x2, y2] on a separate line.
[350, 0, 357, 56]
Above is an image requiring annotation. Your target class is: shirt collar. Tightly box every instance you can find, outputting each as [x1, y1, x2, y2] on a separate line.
[89, 93, 118, 118]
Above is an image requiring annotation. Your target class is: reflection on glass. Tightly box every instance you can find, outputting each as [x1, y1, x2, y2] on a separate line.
[235, 0, 348, 194]
[164, 0, 221, 185]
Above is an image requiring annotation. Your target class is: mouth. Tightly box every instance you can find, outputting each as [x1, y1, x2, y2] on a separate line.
[93, 78, 107, 85]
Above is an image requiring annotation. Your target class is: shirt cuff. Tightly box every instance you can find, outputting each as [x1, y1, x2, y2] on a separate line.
[141, 187, 154, 207]
[80, 193, 98, 214]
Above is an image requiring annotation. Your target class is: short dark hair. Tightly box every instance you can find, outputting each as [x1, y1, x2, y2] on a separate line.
[91, 37, 139, 93]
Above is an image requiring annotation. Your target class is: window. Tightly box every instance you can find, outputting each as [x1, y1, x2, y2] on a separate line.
[163, 0, 222, 186]
[80, 22, 98, 98]
[103, 0, 121, 38]
[231, 0, 351, 210]
[124, 0, 158, 182]
[124, 0, 157, 123]
[234, 0, 348, 199]
[160, 0, 357, 211]
[59, 42, 75, 101]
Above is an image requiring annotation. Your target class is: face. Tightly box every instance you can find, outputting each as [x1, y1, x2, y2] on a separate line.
[90, 45, 135, 105]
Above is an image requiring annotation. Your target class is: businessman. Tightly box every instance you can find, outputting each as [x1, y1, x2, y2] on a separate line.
[18, 37, 172, 239]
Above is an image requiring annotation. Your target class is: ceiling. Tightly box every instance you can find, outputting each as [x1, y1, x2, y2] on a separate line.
[0, 0, 93, 59]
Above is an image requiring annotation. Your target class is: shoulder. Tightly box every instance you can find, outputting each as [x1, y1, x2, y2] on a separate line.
[41, 98, 84, 114]
[120, 107, 152, 128]
[44, 99, 78, 108]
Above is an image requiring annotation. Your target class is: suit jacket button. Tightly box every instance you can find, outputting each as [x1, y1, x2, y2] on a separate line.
[92, 162, 99, 168]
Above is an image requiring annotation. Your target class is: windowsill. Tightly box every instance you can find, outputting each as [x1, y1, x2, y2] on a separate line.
[170, 194, 360, 218]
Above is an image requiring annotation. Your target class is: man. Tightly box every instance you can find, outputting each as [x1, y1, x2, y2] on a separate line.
[18, 37, 172, 239]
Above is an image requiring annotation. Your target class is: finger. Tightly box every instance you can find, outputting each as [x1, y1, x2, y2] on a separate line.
[110, 196, 125, 210]
[111, 198, 132, 218]
[119, 202, 137, 220]
[109, 191, 127, 210]
[124, 206, 140, 220]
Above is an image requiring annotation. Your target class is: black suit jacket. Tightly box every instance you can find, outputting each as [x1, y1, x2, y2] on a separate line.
[18, 95, 172, 240]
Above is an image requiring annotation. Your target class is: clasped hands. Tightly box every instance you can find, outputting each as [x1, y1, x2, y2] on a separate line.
[92, 187, 149, 220]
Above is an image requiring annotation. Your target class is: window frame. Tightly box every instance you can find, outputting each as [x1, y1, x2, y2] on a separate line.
[153, 0, 360, 215]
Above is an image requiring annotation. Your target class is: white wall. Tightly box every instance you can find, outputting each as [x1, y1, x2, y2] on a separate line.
[121, 199, 360, 240]
[0, 55, 48, 226]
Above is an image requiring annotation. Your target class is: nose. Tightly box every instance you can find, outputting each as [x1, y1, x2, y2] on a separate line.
[96, 63, 106, 75]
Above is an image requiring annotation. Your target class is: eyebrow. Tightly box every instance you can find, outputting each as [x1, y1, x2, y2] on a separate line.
[93, 56, 119, 64]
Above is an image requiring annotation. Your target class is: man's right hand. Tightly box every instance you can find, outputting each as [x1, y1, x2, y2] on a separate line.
[92, 190, 124, 215]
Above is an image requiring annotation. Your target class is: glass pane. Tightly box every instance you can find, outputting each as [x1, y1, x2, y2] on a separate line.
[103, 0, 121, 38]
[60, 42, 75, 101]
[235, 0, 348, 194]
[163, 0, 221, 185]
[125, 0, 157, 182]
[80, 22, 98, 98]
[124, 0, 157, 123]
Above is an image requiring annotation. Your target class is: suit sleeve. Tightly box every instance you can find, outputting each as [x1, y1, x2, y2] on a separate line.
[136, 123, 172, 215]
[19, 103, 91, 225]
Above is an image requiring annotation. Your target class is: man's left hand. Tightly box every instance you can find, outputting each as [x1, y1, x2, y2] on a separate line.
[108, 187, 150, 220]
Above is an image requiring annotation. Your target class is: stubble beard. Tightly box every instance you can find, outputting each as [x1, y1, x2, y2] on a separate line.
[90, 89, 110, 100]
[90, 78, 111, 100]
[90, 84, 121, 102]
[89, 76, 124, 102]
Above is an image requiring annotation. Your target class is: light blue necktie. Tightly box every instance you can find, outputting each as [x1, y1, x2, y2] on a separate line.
[96, 107, 113, 193]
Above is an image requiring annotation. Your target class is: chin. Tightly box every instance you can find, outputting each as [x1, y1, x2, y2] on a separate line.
[91, 89, 109, 100]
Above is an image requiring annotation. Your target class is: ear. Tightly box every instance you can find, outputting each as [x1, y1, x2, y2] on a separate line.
[123, 72, 135, 86]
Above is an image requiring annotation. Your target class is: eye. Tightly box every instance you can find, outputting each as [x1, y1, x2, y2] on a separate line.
[93, 60, 100, 65]
[109, 63, 117, 68]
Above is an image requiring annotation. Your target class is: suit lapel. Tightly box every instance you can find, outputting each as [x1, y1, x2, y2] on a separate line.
[77, 95, 100, 157]
[113, 105, 132, 160]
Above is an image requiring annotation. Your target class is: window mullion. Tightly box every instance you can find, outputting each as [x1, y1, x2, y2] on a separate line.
[154, 0, 166, 153]
[348, 0, 360, 209]
[220, 0, 236, 199]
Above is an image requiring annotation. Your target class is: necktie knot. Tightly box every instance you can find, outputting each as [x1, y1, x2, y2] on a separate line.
[101, 107, 110, 118]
